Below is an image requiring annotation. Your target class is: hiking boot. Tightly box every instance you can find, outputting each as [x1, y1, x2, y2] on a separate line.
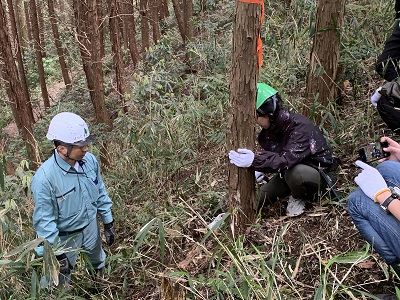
[286, 196, 306, 217]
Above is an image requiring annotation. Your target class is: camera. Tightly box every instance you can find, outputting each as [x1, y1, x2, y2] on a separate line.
[358, 141, 389, 163]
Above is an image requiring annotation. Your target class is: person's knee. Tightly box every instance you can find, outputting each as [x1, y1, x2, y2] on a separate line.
[376, 160, 400, 187]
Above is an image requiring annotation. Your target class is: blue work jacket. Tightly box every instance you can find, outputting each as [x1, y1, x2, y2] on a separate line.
[32, 151, 113, 248]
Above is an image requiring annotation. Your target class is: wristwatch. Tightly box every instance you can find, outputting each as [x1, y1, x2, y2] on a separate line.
[380, 186, 400, 212]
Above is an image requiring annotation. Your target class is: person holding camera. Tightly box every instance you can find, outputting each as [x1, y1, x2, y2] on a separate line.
[229, 83, 336, 217]
[370, 0, 400, 132]
[31, 112, 115, 286]
[348, 136, 400, 277]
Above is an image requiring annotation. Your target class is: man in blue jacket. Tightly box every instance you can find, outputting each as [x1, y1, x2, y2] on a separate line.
[32, 112, 115, 286]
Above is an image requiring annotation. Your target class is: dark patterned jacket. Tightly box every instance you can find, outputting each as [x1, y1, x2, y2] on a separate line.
[252, 109, 334, 173]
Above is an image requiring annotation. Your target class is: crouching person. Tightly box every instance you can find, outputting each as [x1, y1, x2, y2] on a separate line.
[32, 112, 115, 286]
[229, 83, 336, 217]
[348, 136, 400, 277]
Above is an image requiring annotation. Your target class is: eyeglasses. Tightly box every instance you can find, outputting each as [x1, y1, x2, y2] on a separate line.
[59, 143, 90, 151]
[71, 144, 90, 151]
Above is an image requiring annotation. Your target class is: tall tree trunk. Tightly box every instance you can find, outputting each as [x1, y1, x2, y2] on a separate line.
[36, 0, 46, 57]
[118, 0, 129, 50]
[24, 1, 32, 41]
[124, 1, 139, 66]
[140, 0, 150, 51]
[160, 0, 169, 20]
[108, 0, 127, 112]
[304, 0, 345, 122]
[150, 0, 161, 44]
[7, 0, 35, 124]
[47, 0, 71, 89]
[183, 0, 193, 42]
[73, 0, 112, 167]
[29, 0, 50, 108]
[15, 0, 28, 48]
[227, 1, 261, 234]
[171, 0, 186, 43]
[96, 0, 105, 59]
[0, 0, 40, 168]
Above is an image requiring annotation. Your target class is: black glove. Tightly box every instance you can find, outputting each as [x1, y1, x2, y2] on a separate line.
[104, 221, 115, 246]
[56, 253, 72, 275]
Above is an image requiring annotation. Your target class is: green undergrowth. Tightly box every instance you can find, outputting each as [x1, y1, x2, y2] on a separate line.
[0, 0, 399, 299]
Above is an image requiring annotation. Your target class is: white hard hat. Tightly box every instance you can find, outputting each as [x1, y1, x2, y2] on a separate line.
[46, 112, 93, 146]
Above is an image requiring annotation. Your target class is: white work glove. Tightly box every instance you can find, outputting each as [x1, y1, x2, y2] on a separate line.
[370, 87, 382, 108]
[354, 160, 388, 201]
[255, 171, 264, 183]
[228, 148, 255, 167]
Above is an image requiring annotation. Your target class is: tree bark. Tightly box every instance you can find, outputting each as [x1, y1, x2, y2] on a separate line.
[36, 0, 46, 57]
[47, 0, 72, 89]
[140, 0, 150, 51]
[15, 0, 28, 48]
[227, 1, 261, 234]
[183, 0, 193, 42]
[73, 0, 112, 167]
[108, 0, 127, 112]
[7, 0, 35, 124]
[0, 0, 39, 168]
[171, 0, 186, 42]
[24, 1, 32, 42]
[160, 0, 169, 20]
[150, 0, 161, 44]
[304, 0, 345, 121]
[29, 0, 50, 108]
[123, 1, 139, 66]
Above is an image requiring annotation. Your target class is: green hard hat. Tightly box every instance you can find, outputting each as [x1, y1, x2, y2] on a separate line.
[256, 83, 278, 109]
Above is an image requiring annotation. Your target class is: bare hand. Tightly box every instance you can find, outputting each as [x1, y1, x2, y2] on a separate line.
[380, 136, 400, 163]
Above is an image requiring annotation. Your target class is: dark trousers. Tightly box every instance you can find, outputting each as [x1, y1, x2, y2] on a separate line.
[377, 95, 400, 131]
[258, 164, 325, 209]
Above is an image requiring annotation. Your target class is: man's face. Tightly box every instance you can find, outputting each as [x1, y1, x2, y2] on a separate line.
[58, 144, 89, 161]
[256, 114, 271, 129]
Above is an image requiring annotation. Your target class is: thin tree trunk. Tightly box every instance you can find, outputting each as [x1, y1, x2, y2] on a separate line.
[24, 1, 32, 41]
[304, 0, 345, 121]
[227, 1, 261, 234]
[0, 0, 40, 168]
[36, 0, 46, 57]
[108, 0, 127, 112]
[160, 0, 169, 20]
[47, 0, 71, 89]
[29, 0, 50, 108]
[150, 0, 161, 44]
[183, 0, 193, 41]
[140, 0, 150, 51]
[15, 0, 28, 48]
[7, 0, 35, 123]
[171, 0, 186, 43]
[73, 0, 112, 167]
[124, 1, 139, 66]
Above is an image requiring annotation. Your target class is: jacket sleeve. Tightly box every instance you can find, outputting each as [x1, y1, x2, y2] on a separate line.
[31, 172, 59, 246]
[252, 123, 312, 172]
[93, 159, 113, 225]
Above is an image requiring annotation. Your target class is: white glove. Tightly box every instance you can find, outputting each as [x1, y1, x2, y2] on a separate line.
[370, 87, 382, 108]
[354, 160, 388, 200]
[228, 148, 255, 167]
[255, 171, 264, 183]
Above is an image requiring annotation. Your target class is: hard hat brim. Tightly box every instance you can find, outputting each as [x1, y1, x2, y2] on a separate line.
[71, 135, 95, 146]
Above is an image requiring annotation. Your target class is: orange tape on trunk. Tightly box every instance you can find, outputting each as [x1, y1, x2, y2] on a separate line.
[238, 0, 265, 72]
